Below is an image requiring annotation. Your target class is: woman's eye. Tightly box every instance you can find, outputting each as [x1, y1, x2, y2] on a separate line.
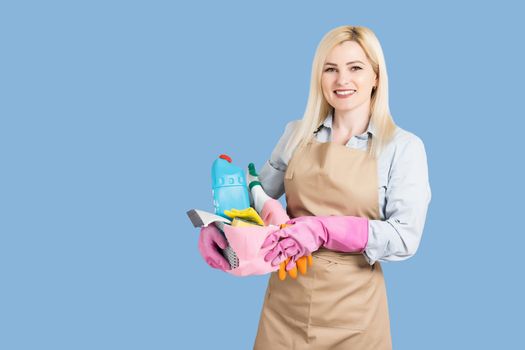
[324, 66, 362, 72]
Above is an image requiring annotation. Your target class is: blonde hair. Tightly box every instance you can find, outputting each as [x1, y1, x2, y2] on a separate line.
[284, 25, 397, 159]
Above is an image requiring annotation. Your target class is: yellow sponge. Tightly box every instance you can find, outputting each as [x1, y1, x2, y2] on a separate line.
[224, 207, 264, 226]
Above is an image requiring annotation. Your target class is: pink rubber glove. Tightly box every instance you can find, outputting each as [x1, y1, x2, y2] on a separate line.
[260, 198, 290, 226]
[198, 225, 230, 271]
[262, 215, 369, 269]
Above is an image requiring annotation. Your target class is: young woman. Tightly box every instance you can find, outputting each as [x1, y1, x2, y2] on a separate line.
[199, 25, 431, 349]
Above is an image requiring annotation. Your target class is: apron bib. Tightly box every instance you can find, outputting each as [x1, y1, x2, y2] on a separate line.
[254, 139, 392, 350]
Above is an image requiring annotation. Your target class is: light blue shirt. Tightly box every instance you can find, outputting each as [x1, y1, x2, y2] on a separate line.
[259, 112, 432, 265]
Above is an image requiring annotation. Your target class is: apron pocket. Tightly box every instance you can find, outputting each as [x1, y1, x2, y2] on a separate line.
[265, 271, 313, 326]
[309, 254, 374, 331]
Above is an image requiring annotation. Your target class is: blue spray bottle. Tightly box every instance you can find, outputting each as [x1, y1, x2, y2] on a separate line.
[211, 154, 250, 219]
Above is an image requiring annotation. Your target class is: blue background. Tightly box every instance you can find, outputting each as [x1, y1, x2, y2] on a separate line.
[1, 0, 524, 349]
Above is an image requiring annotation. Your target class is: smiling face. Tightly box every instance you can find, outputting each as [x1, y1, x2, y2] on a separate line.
[321, 41, 378, 114]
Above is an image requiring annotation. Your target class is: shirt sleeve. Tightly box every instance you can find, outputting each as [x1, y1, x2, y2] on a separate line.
[364, 135, 432, 264]
[258, 120, 299, 200]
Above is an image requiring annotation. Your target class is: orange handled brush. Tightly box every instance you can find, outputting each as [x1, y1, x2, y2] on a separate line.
[278, 224, 313, 281]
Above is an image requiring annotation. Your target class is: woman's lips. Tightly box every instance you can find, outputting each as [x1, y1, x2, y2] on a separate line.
[334, 90, 356, 99]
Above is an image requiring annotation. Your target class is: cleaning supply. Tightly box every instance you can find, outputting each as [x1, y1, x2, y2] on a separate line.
[214, 222, 240, 269]
[224, 207, 265, 226]
[231, 217, 261, 227]
[192, 159, 312, 278]
[247, 163, 269, 213]
[187, 209, 232, 227]
[277, 224, 313, 280]
[209, 154, 262, 273]
[212, 154, 250, 219]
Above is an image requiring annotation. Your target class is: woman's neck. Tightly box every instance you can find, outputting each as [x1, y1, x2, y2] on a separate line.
[331, 105, 371, 144]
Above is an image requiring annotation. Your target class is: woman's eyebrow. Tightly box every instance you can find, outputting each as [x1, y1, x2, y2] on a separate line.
[324, 60, 365, 66]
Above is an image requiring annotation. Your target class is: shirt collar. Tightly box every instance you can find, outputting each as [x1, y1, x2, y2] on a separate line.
[320, 110, 376, 137]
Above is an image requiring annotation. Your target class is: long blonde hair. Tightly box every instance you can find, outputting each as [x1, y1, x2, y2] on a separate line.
[284, 25, 397, 159]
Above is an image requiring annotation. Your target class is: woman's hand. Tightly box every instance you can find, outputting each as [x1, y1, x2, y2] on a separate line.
[198, 225, 231, 271]
[262, 217, 326, 269]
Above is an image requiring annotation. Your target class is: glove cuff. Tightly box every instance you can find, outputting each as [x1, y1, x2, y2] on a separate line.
[320, 215, 369, 253]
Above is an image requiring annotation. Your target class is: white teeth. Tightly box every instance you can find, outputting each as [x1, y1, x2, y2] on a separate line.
[335, 90, 356, 95]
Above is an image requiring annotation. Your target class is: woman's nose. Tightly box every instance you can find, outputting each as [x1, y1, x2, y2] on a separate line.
[336, 71, 351, 86]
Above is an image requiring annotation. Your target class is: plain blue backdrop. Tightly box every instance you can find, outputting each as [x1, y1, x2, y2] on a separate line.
[1, 0, 524, 349]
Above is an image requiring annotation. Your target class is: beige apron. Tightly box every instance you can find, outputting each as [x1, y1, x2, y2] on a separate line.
[254, 139, 392, 350]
